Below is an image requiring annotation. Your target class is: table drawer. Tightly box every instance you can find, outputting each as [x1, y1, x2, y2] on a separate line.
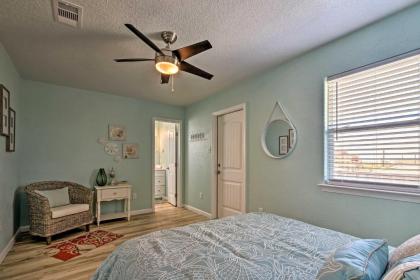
[155, 177, 166, 186]
[101, 188, 129, 200]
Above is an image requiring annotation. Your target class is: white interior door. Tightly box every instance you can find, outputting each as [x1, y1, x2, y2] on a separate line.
[167, 126, 177, 206]
[217, 110, 245, 218]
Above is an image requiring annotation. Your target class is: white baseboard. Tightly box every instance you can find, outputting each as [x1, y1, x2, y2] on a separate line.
[131, 208, 154, 215]
[0, 225, 28, 264]
[0, 232, 16, 264]
[184, 204, 212, 218]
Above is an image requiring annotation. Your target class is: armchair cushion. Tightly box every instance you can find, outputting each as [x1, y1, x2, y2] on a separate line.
[35, 187, 70, 207]
[51, 204, 89, 218]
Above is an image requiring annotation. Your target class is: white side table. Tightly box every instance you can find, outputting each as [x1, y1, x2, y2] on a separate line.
[95, 184, 132, 226]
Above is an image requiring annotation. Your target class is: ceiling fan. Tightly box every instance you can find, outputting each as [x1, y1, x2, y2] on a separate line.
[115, 24, 213, 85]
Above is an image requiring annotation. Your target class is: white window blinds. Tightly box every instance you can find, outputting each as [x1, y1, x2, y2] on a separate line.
[325, 51, 420, 189]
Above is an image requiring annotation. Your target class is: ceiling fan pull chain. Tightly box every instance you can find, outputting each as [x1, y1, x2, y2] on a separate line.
[171, 75, 175, 93]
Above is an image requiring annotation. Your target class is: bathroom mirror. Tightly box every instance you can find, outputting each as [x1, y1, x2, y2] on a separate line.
[262, 101, 297, 159]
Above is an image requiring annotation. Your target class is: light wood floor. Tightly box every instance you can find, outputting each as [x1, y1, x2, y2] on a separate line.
[0, 203, 208, 280]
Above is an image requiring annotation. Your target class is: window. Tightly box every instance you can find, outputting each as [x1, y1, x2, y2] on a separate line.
[325, 51, 420, 193]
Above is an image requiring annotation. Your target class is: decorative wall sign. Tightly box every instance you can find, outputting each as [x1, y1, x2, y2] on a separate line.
[108, 124, 126, 141]
[189, 131, 207, 142]
[0, 85, 10, 136]
[6, 108, 15, 152]
[123, 143, 139, 159]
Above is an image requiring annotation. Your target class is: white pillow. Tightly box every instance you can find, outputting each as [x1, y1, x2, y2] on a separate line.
[35, 187, 70, 208]
[389, 235, 420, 268]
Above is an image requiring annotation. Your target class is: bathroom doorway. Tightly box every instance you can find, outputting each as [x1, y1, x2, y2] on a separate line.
[152, 119, 182, 209]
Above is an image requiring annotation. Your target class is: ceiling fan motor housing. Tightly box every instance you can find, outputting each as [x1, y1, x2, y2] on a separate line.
[155, 50, 179, 65]
[161, 31, 177, 45]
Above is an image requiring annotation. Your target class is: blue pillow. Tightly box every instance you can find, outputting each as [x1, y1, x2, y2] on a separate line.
[316, 239, 389, 280]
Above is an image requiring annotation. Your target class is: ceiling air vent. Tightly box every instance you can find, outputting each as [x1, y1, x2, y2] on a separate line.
[52, 0, 83, 28]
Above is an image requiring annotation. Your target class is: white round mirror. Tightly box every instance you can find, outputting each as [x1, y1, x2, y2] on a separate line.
[262, 101, 297, 159]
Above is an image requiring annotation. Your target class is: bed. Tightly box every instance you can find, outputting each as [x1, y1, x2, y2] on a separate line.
[92, 212, 357, 280]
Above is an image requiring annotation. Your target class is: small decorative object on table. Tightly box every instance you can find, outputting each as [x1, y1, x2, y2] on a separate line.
[96, 168, 107, 186]
[109, 167, 116, 185]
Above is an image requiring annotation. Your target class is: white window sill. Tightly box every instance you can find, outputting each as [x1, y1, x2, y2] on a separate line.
[318, 183, 420, 204]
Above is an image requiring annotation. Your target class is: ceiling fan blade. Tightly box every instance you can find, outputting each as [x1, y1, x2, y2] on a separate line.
[172, 40, 212, 61]
[125, 24, 164, 55]
[114, 58, 154, 62]
[179, 61, 213, 80]
[161, 74, 170, 84]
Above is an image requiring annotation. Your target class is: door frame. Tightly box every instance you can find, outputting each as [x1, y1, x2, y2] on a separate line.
[211, 103, 247, 219]
[152, 118, 183, 211]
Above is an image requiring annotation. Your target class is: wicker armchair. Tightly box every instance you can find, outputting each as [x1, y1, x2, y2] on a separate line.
[25, 181, 93, 244]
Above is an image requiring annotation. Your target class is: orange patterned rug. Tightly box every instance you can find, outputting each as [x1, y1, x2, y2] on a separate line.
[46, 230, 123, 261]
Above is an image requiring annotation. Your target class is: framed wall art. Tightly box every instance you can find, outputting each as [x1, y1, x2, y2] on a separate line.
[6, 108, 15, 152]
[1, 85, 10, 136]
[108, 124, 126, 141]
[123, 143, 139, 159]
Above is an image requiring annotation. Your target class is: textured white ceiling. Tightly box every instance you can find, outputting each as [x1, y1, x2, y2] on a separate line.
[0, 0, 418, 106]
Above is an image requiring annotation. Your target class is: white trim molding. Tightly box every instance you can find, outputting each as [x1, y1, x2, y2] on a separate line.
[0, 232, 17, 264]
[0, 225, 29, 264]
[319, 183, 420, 204]
[131, 208, 154, 215]
[184, 204, 212, 219]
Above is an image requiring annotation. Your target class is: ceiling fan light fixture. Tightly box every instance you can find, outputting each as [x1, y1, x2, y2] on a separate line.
[155, 55, 179, 75]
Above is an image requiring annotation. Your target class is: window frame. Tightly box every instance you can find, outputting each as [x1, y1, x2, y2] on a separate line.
[321, 49, 420, 202]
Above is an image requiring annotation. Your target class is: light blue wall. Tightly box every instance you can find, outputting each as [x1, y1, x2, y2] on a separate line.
[185, 4, 420, 245]
[0, 3, 419, 253]
[18, 80, 184, 226]
[0, 43, 21, 252]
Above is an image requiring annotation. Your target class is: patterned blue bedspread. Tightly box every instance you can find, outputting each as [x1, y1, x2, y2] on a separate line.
[92, 213, 356, 280]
